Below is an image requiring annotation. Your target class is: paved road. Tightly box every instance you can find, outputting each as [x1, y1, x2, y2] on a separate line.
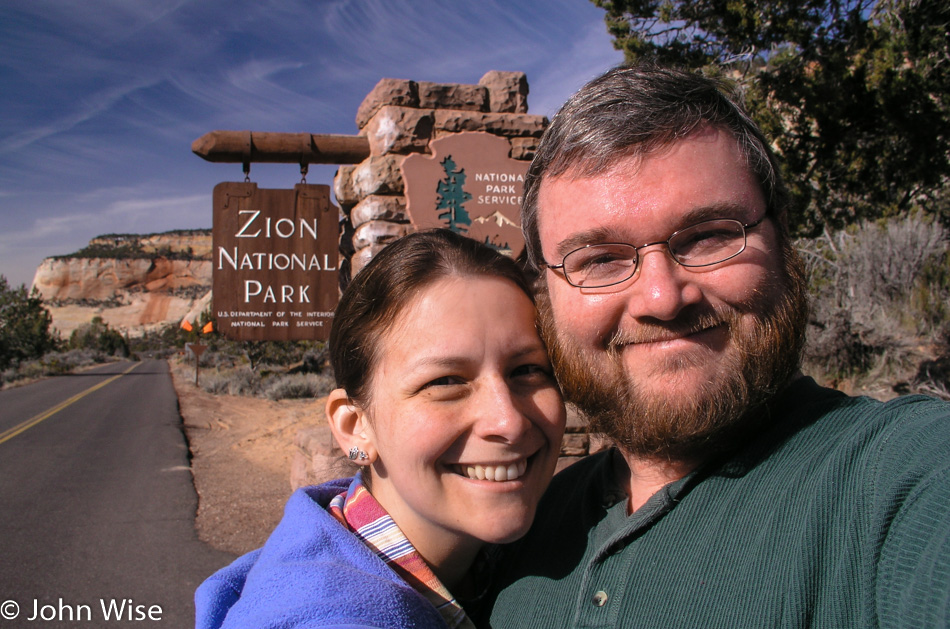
[0, 360, 236, 628]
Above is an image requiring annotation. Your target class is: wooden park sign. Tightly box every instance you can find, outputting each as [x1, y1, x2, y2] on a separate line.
[402, 132, 528, 256]
[212, 182, 339, 341]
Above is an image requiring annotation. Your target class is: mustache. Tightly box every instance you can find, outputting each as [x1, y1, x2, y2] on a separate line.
[606, 308, 737, 350]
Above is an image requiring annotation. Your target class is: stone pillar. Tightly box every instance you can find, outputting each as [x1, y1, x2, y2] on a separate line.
[334, 71, 547, 281]
[291, 72, 601, 490]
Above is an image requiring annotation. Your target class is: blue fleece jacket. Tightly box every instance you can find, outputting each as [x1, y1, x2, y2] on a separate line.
[195, 478, 447, 628]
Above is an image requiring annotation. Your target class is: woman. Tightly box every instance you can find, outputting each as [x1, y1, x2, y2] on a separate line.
[196, 229, 566, 628]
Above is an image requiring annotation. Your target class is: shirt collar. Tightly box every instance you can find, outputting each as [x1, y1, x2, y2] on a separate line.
[329, 474, 476, 629]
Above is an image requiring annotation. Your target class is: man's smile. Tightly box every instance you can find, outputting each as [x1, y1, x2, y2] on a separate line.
[607, 318, 728, 352]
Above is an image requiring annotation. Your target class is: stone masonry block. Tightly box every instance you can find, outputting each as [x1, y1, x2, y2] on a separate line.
[479, 71, 529, 113]
[290, 426, 359, 491]
[565, 404, 588, 432]
[417, 81, 488, 112]
[555, 456, 586, 474]
[356, 78, 419, 130]
[290, 451, 359, 491]
[293, 425, 339, 457]
[560, 432, 590, 457]
[434, 111, 547, 138]
[362, 106, 435, 156]
[350, 195, 409, 229]
[351, 155, 406, 197]
[509, 136, 540, 161]
[589, 433, 612, 455]
[352, 220, 410, 253]
[334, 165, 359, 207]
[350, 243, 389, 277]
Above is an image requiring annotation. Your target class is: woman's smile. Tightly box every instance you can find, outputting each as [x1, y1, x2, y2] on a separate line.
[452, 458, 529, 482]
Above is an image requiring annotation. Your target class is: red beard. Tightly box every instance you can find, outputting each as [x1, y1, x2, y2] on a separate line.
[538, 243, 809, 462]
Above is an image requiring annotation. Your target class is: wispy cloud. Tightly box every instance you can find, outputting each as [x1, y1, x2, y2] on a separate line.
[0, 0, 621, 288]
[530, 19, 623, 117]
[0, 188, 208, 245]
[0, 78, 163, 154]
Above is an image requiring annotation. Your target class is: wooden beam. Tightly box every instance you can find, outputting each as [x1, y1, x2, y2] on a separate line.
[192, 130, 370, 164]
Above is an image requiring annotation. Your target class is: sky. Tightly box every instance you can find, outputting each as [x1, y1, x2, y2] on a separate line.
[0, 0, 623, 289]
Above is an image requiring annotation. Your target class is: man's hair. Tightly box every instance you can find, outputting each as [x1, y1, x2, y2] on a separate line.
[328, 228, 532, 407]
[522, 61, 790, 271]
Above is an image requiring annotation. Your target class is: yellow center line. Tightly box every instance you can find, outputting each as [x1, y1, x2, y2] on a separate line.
[0, 362, 141, 445]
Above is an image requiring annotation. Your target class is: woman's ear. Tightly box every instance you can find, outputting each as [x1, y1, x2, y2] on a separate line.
[326, 388, 376, 465]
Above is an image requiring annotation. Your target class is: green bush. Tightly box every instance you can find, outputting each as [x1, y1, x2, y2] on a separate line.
[68, 317, 129, 357]
[0, 276, 59, 370]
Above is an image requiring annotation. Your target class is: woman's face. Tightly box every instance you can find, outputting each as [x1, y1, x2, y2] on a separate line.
[363, 275, 565, 564]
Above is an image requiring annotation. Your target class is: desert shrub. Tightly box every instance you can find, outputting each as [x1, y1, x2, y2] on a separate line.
[914, 355, 950, 400]
[299, 344, 329, 373]
[0, 348, 112, 387]
[803, 310, 878, 377]
[40, 348, 111, 373]
[911, 327, 950, 400]
[242, 340, 320, 371]
[8, 360, 51, 382]
[54, 348, 105, 368]
[168, 334, 334, 398]
[263, 373, 335, 401]
[911, 251, 950, 331]
[191, 348, 238, 370]
[130, 322, 192, 356]
[200, 367, 263, 397]
[800, 213, 950, 379]
[284, 343, 330, 375]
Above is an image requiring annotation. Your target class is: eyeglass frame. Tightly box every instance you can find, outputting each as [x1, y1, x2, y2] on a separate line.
[543, 215, 768, 289]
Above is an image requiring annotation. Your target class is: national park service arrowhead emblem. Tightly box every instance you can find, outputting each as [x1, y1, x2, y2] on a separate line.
[401, 132, 527, 256]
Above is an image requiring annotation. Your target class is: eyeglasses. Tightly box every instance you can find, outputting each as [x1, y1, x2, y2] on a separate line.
[544, 216, 766, 288]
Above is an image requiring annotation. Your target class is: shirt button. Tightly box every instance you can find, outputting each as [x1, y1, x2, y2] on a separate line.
[592, 591, 608, 607]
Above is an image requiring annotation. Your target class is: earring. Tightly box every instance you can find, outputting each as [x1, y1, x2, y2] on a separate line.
[348, 446, 368, 461]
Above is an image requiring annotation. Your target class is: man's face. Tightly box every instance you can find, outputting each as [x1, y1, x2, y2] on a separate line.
[535, 126, 807, 459]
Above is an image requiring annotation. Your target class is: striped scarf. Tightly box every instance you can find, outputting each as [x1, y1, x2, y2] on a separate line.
[329, 475, 475, 629]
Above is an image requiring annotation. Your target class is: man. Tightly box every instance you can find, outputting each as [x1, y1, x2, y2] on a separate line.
[480, 63, 950, 627]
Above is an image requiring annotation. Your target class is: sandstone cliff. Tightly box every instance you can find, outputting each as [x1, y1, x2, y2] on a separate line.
[31, 230, 212, 338]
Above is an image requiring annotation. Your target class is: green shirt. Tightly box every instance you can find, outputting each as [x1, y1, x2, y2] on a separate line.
[481, 378, 950, 628]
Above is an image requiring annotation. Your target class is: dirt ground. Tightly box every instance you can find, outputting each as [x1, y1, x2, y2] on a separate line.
[171, 367, 328, 556]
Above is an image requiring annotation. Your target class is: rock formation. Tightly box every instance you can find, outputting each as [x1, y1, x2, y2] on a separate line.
[31, 230, 212, 338]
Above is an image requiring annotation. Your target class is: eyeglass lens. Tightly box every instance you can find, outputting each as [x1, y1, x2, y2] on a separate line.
[563, 219, 747, 287]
